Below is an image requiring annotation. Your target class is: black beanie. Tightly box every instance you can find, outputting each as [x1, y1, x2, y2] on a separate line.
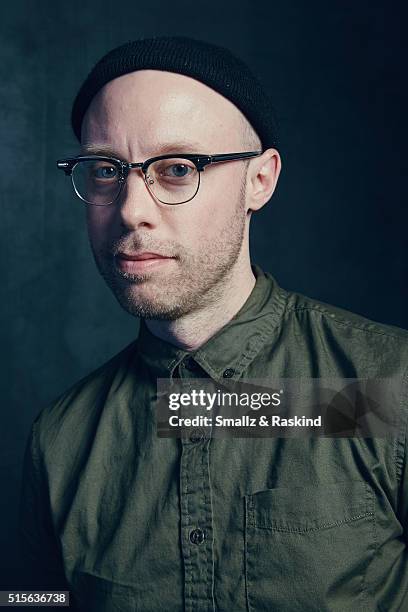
[70, 36, 278, 149]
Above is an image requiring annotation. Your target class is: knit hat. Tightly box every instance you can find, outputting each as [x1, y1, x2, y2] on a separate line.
[71, 36, 278, 149]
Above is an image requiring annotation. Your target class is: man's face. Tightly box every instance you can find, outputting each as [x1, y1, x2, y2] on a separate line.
[81, 70, 253, 320]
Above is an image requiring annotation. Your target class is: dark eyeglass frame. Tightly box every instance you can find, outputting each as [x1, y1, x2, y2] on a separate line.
[56, 150, 263, 206]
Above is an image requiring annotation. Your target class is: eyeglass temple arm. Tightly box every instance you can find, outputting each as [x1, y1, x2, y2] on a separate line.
[208, 151, 262, 164]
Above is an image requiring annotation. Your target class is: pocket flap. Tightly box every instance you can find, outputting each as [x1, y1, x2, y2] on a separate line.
[246, 480, 373, 532]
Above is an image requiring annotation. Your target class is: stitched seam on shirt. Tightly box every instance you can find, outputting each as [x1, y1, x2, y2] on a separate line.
[245, 496, 256, 612]
[195, 288, 289, 379]
[169, 356, 185, 376]
[241, 288, 289, 366]
[209, 444, 216, 612]
[201, 444, 208, 604]
[233, 313, 286, 376]
[253, 511, 374, 533]
[181, 444, 193, 607]
[286, 305, 408, 341]
[244, 497, 252, 612]
[202, 442, 215, 611]
[360, 482, 377, 607]
[395, 362, 408, 486]
[184, 447, 211, 607]
[247, 496, 255, 528]
[236, 321, 278, 371]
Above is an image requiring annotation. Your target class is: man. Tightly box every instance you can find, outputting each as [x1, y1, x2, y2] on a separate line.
[19, 36, 408, 611]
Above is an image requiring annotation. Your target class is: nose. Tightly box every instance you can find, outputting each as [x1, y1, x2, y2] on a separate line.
[116, 168, 161, 230]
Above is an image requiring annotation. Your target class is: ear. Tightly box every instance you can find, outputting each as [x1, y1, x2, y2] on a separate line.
[246, 148, 282, 212]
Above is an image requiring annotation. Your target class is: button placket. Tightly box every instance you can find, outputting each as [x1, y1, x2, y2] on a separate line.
[189, 428, 207, 443]
[180, 405, 215, 611]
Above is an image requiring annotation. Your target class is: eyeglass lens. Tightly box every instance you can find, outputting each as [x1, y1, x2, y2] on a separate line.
[71, 158, 200, 205]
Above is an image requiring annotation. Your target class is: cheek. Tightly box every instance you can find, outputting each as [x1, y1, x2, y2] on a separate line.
[173, 198, 228, 247]
[195, 170, 243, 226]
[183, 175, 241, 243]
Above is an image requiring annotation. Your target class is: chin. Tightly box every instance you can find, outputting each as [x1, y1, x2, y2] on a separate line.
[113, 287, 186, 320]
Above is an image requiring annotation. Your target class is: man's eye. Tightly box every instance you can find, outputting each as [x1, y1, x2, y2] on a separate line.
[92, 165, 118, 179]
[162, 164, 194, 178]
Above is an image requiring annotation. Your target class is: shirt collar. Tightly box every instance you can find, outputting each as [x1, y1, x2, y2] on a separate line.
[135, 264, 287, 380]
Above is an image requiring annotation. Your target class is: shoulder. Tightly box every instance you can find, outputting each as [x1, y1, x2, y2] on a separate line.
[283, 285, 408, 344]
[31, 339, 139, 455]
[265, 277, 408, 379]
[275, 285, 408, 479]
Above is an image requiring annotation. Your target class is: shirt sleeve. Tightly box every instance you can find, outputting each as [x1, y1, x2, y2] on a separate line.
[17, 419, 79, 609]
[397, 372, 408, 544]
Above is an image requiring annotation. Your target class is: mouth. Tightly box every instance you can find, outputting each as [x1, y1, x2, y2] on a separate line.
[118, 251, 170, 261]
[115, 251, 175, 273]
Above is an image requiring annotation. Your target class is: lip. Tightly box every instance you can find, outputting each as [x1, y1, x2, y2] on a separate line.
[115, 251, 174, 273]
[117, 251, 169, 261]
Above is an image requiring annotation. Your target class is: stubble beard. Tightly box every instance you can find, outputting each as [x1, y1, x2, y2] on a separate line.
[89, 192, 248, 321]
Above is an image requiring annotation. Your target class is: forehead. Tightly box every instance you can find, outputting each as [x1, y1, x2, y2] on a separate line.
[81, 69, 246, 155]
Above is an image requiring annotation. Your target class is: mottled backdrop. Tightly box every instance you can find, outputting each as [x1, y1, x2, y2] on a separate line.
[1, 0, 407, 586]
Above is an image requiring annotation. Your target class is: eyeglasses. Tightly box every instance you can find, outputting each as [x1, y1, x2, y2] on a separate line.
[56, 150, 262, 206]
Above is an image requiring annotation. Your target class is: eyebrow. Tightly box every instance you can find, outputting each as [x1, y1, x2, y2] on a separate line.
[80, 141, 206, 158]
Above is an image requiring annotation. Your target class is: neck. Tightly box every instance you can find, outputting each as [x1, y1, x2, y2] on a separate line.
[144, 260, 256, 351]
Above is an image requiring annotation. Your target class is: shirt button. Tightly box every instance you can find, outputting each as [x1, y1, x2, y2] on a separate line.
[189, 527, 205, 545]
[223, 368, 235, 378]
[189, 428, 206, 443]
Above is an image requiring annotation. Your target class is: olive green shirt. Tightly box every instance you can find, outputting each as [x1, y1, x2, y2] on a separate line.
[18, 265, 408, 611]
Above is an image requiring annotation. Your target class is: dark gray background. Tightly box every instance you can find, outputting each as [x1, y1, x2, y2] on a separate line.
[1, 0, 407, 586]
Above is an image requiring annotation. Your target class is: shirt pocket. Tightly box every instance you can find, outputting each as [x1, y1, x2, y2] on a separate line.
[245, 480, 376, 612]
